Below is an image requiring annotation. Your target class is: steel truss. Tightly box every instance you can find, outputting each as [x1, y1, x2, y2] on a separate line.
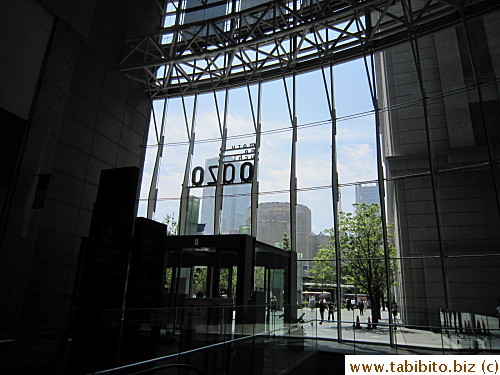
[120, 0, 499, 98]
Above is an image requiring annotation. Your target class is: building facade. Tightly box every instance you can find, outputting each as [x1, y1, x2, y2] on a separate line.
[0, 0, 158, 336]
[355, 182, 380, 206]
[3, 0, 500, 372]
[255, 202, 329, 273]
[199, 157, 252, 234]
[377, 4, 500, 326]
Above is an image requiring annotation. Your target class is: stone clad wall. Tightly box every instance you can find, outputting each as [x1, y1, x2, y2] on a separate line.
[0, 0, 160, 332]
[380, 9, 500, 327]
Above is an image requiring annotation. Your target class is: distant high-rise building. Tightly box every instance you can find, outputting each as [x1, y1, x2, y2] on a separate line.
[184, 196, 201, 235]
[355, 182, 380, 207]
[200, 157, 251, 234]
[253, 202, 329, 273]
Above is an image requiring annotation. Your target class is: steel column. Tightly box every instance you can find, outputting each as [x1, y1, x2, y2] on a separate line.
[321, 61, 343, 341]
[178, 93, 198, 235]
[147, 98, 168, 219]
[361, 49, 395, 347]
[214, 87, 230, 235]
[249, 79, 262, 238]
[283, 72, 298, 253]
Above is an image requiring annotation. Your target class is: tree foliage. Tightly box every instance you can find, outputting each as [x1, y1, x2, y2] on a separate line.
[219, 268, 238, 297]
[163, 214, 178, 289]
[193, 267, 207, 294]
[308, 246, 336, 286]
[162, 213, 178, 236]
[254, 266, 266, 289]
[282, 233, 291, 251]
[309, 203, 396, 322]
[341, 203, 396, 321]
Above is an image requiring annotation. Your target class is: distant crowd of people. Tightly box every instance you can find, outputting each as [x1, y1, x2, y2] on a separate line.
[314, 299, 336, 324]
[344, 298, 367, 315]
[307, 297, 371, 324]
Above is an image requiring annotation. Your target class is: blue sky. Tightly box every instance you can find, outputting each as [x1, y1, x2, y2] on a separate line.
[138, 58, 379, 234]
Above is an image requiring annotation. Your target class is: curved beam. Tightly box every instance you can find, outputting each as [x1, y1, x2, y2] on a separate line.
[119, 0, 499, 98]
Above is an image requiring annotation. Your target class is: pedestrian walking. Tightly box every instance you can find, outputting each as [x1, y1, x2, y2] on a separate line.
[328, 301, 335, 321]
[318, 299, 326, 324]
[391, 300, 398, 319]
[270, 296, 277, 312]
[346, 298, 352, 311]
[391, 299, 398, 331]
[358, 299, 365, 316]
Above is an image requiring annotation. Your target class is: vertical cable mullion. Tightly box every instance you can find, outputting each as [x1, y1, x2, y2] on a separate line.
[147, 97, 168, 219]
[179, 93, 198, 235]
[251, 79, 262, 238]
[363, 50, 395, 347]
[214, 87, 230, 235]
[321, 61, 343, 342]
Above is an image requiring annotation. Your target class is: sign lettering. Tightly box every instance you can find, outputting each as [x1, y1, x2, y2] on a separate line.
[191, 161, 254, 187]
[190, 143, 256, 187]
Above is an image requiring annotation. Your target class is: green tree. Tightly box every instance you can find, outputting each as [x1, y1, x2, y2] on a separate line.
[308, 246, 336, 287]
[310, 203, 396, 322]
[193, 267, 207, 294]
[254, 267, 265, 289]
[219, 268, 238, 297]
[162, 213, 178, 236]
[163, 213, 178, 287]
[340, 203, 396, 322]
[282, 233, 291, 251]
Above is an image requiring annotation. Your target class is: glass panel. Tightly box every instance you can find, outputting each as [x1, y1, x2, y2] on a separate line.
[193, 266, 208, 297]
[256, 193, 291, 247]
[219, 158, 253, 234]
[177, 267, 192, 296]
[200, 189, 216, 234]
[219, 267, 237, 298]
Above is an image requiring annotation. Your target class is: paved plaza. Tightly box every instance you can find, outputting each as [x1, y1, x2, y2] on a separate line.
[265, 307, 500, 354]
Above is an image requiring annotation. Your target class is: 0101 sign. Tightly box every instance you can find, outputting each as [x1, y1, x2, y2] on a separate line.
[191, 161, 254, 187]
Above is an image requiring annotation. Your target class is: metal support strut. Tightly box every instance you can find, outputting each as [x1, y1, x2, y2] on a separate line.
[320, 60, 343, 342]
[179, 93, 198, 235]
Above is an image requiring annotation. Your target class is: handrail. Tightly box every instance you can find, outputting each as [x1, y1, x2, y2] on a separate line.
[127, 363, 205, 375]
[90, 323, 301, 374]
[90, 312, 499, 374]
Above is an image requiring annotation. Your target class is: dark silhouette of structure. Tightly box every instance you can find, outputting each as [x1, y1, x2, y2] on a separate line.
[2, 0, 500, 373]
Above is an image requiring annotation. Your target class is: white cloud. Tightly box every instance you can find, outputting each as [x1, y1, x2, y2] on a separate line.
[140, 67, 379, 232]
[337, 143, 377, 184]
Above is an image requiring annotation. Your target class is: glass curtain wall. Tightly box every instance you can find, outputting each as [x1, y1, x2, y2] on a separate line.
[138, 0, 500, 351]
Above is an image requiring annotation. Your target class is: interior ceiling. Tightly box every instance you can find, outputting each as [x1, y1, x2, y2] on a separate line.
[119, 0, 499, 98]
